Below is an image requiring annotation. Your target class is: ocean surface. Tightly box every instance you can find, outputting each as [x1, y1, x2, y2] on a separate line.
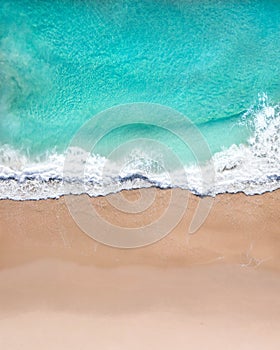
[0, 0, 280, 200]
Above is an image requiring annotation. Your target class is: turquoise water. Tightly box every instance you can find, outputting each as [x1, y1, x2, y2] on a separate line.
[0, 0, 280, 199]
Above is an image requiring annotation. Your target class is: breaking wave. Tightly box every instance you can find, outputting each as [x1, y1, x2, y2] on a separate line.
[0, 96, 279, 200]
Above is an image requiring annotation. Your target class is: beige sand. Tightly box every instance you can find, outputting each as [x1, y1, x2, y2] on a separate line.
[0, 189, 280, 349]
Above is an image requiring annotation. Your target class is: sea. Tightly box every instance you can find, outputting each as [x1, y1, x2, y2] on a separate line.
[0, 0, 280, 200]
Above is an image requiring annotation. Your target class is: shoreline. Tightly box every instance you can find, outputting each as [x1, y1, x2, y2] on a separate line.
[1, 184, 280, 201]
[1, 178, 280, 201]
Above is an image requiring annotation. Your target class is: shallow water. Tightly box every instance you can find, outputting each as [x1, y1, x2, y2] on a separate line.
[0, 0, 280, 199]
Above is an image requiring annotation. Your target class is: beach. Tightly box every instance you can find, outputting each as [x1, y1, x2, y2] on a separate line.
[1, 0, 280, 348]
[1, 188, 280, 349]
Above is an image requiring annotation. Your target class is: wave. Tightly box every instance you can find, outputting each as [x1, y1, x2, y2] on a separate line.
[0, 95, 279, 200]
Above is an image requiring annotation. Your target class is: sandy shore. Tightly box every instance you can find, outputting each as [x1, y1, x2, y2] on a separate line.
[0, 188, 280, 349]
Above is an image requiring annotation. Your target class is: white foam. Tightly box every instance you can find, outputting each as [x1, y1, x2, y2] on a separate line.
[0, 96, 279, 199]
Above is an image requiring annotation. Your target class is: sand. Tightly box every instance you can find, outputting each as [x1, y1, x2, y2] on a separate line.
[0, 188, 280, 349]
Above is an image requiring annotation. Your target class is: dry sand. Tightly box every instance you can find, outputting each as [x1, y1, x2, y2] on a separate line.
[0, 188, 280, 349]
